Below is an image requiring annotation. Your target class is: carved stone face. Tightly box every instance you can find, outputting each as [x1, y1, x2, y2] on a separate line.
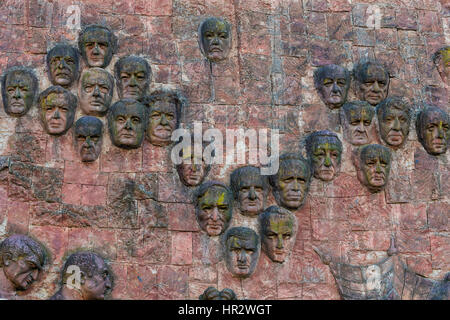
[307, 132, 342, 182]
[74, 116, 103, 162]
[314, 65, 350, 109]
[179, 151, 207, 187]
[230, 166, 267, 217]
[199, 17, 232, 62]
[354, 62, 389, 106]
[115, 56, 151, 100]
[0, 235, 46, 291]
[224, 227, 260, 278]
[147, 99, 177, 146]
[342, 101, 376, 146]
[272, 157, 310, 210]
[433, 47, 450, 85]
[195, 184, 232, 236]
[2, 69, 37, 117]
[108, 99, 148, 149]
[40, 87, 77, 136]
[260, 206, 295, 263]
[47, 45, 79, 88]
[417, 107, 449, 155]
[81, 255, 112, 300]
[79, 68, 114, 116]
[79, 26, 116, 68]
[199, 287, 237, 300]
[377, 98, 410, 149]
[356, 144, 391, 193]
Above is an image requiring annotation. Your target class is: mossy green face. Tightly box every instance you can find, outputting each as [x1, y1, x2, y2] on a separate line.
[79, 68, 114, 116]
[358, 144, 391, 193]
[108, 100, 148, 149]
[311, 140, 342, 182]
[418, 108, 449, 155]
[262, 215, 294, 263]
[225, 230, 259, 278]
[48, 46, 78, 88]
[276, 159, 309, 209]
[200, 18, 231, 62]
[196, 186, 232, 236]
[117, 58, 150, 100]
[343, 102, 375, 145]
[41, 92, 74, 135]
[378, 101, 410, 148]
[4, 71, 35, 116]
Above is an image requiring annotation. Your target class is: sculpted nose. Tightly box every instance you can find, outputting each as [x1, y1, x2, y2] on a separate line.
[13, 87, 21, 99]
[393, 118, 401, 130]
[324, 155, 332, 167]
[437, 123, 445, 138]
[124, 118, 133, 129]
[238, 250, 246, 262]
[276, 235, 284, 249]
[92, 43, 100, 55]
[248, 186, 257, 200]
[160, 114, 168, 126]
[372, 81, 381, 92]
[52, 109, 61, 119]
[375, 162, 382, 173]
[211, 207, 220, 221]
[211, 36, 220, 45]
[331, 82, 340, 93]
[93, 85, 101, 97]
[129, 75, 137, 87]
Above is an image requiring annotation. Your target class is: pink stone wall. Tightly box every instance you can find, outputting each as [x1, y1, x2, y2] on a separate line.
[0, 0, 448, 299]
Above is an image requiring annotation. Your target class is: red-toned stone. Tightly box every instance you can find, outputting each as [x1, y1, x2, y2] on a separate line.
[109, 262, 127, 300]
[397, 229, 430, 254]
[101, 144, 142, 173]
[61, 183, 81, 205]
[67, 227, 117, 260]
[153, 64, 181, 84]
[158, 172, 192, 203]
[135, 0, 173, 16]
[405, 255, 433, 277]
[305, 12, 327, 38]
[63, 161, 108, 186]
[396, 7, 418, 30]
[399, 203, 427, 230]
[139, 199, 169, 228]
[213, 75, 240, 105]
[192, 233, 222, 266]
[216, 261, 244, 298]
[29, 225, 68, 265]
[353, 27, 375, 47]
[430, 235, 449, 270]
[142, 140, 172, 173]
[144, 35, 178, 64]
[116, 36, 144, 55]
[123, 15, 145, 36]
[327, 13, 353, 41]
[157, 265, 189, 299]
[376, 28, 398, 50]
[325, 173, 373, 198]
[312, 219, 351, 241]
[80, 185, 107, 206]
[418, 10, 442, 33]
[302, 283, 340, 300]
[189, 265, 217, 283]
[241, 254, 277, 299]
[138, 228, 171, 264]
[166, 203, 198, 231]
[327, 0, 351, 12]
[6, 200, 29, 234]
[171, 231, 192, 265]
[352, 231, 391, 251]
[238, 12, 271, 56]
[427, 202, 449, 232]
[126, 264, 159, 299]
[412, 170, 439, 201]
[9, 133, 46, 164]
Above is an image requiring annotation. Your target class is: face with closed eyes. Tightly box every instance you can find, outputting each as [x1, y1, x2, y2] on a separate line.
[74, 117, 103, 162]
[116, 58, 150, 100]
[418, 108, 449, 155]
[316, 65, 349, 109]
[356, 64, 389, 106]
[261, 213, 294, 263]
[225, 230, 259, 278]
[3, 253, 41, 291]
[196, 186, 232, 236]
[41, 92, 75, 135]
[200, 18, 231, 62]
[275, 160, 309, 210]
[3, 71, 35, 117]
[79, 69, 114, 116]
[147, 99, 177, 146]
[108, 101, 147, 149]
[343, 102, 375, 146]
[310, 139, 342, 182]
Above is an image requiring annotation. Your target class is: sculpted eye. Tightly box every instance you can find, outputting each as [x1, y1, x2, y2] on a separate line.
[337, 79, 346, 86]
[166, 113, 174, 120]
[120, 73, 130, 79]
[364, 120, 371, 126]
[7, 87, 15, 94]
[131, 117, 141, 124]
[100, 85, 109, 93]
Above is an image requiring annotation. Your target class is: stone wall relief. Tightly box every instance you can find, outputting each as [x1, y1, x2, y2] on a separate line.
[78, 68, 114, 117]
[1, 67, 38, 117]
[341, 101, 377, 146]
[78, 24, 117, 69]
[353, 60, 390, 106]
[46, 44, 80, 89]
[314, 64, 350, 110]
[376, 97, 411, 149]
[198, 17, 232, 63]
[353, 144, 391, 193]
[416, 106, 449, 156]
[74, 116, 104, 162]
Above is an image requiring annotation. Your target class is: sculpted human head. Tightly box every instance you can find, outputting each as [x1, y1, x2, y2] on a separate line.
[114, 56, 151, 100]
[342, 101, 376, 146]
[377, 97, 411, 149]
[269, 153, 311, 210]
[176, 143, 211, 187]
[39, 86, 77, 136]
[0, 235, 46, 291]
[79, 68, 114, 116]
[198, 17, 232, 62]
[78, 24, 117, 68]
[194, 181, 233, 237]
[141, 90, 184, 146]
[259, 206, 296, 263]
[74, 116, 103, 162]
[355, 144, 391, 193]
[107, 99, 148, 149]
[60, 251, 112, 300]
[433, 46, 450, 85]
[46, 44, 80, 88]
[306, 131, 342, 182]
[230, 166, 268, 217]
[314, 64, 350, 109]
[416, 106, 449, 156]
[1, 67, 38, 117]
[353, 60, 390, 106]
[224, 227, 260, 278]
[199, 287, 237, 300]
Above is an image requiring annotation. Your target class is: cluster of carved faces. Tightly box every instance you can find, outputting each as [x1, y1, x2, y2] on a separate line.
[224, 227, 260, 278]
[199, 17, 232, 63]
[194, 182, 233, 237]
[259, 206, 296, 263]
[354, 144, 391, 193]
[0, 235, 46, 292]
[306, 131, 342, 182]
[51, 251, 112, 300]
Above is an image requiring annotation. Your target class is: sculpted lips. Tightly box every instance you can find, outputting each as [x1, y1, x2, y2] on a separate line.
[48, 119, 64, 128]
[285, 192, 301, 201]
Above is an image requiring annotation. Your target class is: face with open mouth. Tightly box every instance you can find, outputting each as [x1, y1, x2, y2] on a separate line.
[147, 99, 177, 146]
[3, 69, 36, 117]
[378, 98, 411, 149]
[200, 17, 232, 62]
[314, 64, 350, 109]
[225, 227, 260, 278]
[260, 207, 295, 263]
[196, 185, 232, 236]
[356, 144, 391, 193]
[355, 62, 389, 106]
[417, 107, 449, 155]
[79, 68, 114, 116]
